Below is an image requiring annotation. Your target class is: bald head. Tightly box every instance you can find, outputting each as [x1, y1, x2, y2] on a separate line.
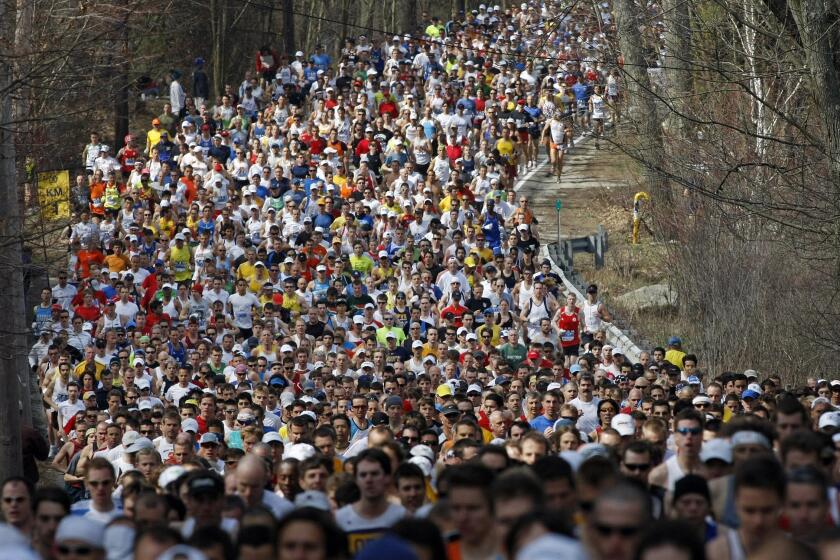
[234, 454, 270, 507]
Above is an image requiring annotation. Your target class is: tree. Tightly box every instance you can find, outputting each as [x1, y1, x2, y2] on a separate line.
[610, 0, 840, 375]
[0, 0, 25, 481]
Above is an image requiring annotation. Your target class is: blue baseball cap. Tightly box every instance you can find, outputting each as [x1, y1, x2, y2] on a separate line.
[687, 376, 701, 385]
[268, 376, 289, 388]
[668, 336, 682, 346]
[570, 364, 582, 374]
[742, 389, 760, 400]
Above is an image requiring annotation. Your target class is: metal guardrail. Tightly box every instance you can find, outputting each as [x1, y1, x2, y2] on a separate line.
[553, 225, 609, 270]
[542, 243, 644, 364]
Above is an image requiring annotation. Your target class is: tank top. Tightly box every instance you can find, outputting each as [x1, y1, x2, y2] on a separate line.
[517, 281, 534, 311]
[104, 185, 121, 210]
[413, 141, 431, 165]
[557, 307, 581, 347]
[176, 296, 191, 319]
[607, 76, 619, 96]
[312, 278, 330, 301]
[591, 95, 606, 118]
[102, 313, 122, 330]
[501, 269, 517, 290]
[664, 455, 686, 491]
[194, 244, 213, 269]
[52, 375, 70, 404]
[497, 312, 515, 330]
[171, 245, 192, 282]
[582, 299, 603, 333]
[85, 143, 101, 169]
[525, 297, 550, 332]
[161, 297, 178, 318]
[34, 305, 53, 334]
[549, 119, 565, 143]
[404, 124, 420, 143]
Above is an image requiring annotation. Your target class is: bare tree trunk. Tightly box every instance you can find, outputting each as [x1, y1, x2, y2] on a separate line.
[661, 0, 692, 136]
[283, 0, 295, 54]
[210, 0, 225, 99]
[785, 0, 840, 282]
[340, 0, 350, 44]
[13, 0, 34, 430]
[614, 0, 670, 203]
[0, 0, 25, 482]
[114, 15, 131, 152]
[402, 0, 418, 36]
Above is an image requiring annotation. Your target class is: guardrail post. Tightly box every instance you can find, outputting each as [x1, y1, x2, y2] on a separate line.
[594, 229, 605, 269]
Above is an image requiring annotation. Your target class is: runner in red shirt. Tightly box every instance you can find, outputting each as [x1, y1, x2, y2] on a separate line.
[554, 293, 582, 367]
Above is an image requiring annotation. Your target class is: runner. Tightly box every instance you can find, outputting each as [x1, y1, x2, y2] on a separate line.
[589, 84, 608, 149]
[542, 112, 567, 182]
[13, 4, 836, 560]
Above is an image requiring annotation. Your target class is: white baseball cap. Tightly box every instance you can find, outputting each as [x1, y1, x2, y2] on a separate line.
[610, 413, 635, 437]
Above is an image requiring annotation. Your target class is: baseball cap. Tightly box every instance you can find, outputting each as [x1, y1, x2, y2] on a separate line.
[55, 517, 105, 548]
[436, 384, 453, 397]
[441, 404, 460, 417]
[294, 490, 331, 511]
[371, 411, 390, 426]
[199, 433, 220, 445]
[746, 383, 763, 394]
[384, 395, 403, 408]
[262, 432, 283, 445]
[741, 389, 760, 400]
[158, 465, 187, 489]
[187, 473, 224, 496]
[125, 437, 153, 453]
[181, 418, 199, 433]
[700, 438, 733, 464]
[610, 414, 635, 437]
[818, 411, 840, 429]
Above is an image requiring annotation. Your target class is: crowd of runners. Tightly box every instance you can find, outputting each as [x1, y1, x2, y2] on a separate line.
[6, 1, 840, 559]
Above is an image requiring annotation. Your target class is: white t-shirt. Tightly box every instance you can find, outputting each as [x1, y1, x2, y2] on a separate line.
[57, 400, 85, 431]
[154, 436, 175, 461]
[165, 382, 198, 405]
[114, 300, 139, 323]
[570, 396, 601, 434]
[335, 502, 406, 553]
[228, 292, 259, 329]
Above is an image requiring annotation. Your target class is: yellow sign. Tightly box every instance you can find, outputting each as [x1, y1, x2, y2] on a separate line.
[38, 170, 70, 220]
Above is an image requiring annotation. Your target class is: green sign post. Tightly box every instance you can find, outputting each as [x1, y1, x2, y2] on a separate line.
[556, 199, 562, 244]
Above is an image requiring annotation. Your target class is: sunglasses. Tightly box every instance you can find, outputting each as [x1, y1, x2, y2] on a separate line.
[676, 427, 702, 436]
[623, 462, 650, 472]
[57, 545, 93, 555]
[593, 523, 641, 537]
